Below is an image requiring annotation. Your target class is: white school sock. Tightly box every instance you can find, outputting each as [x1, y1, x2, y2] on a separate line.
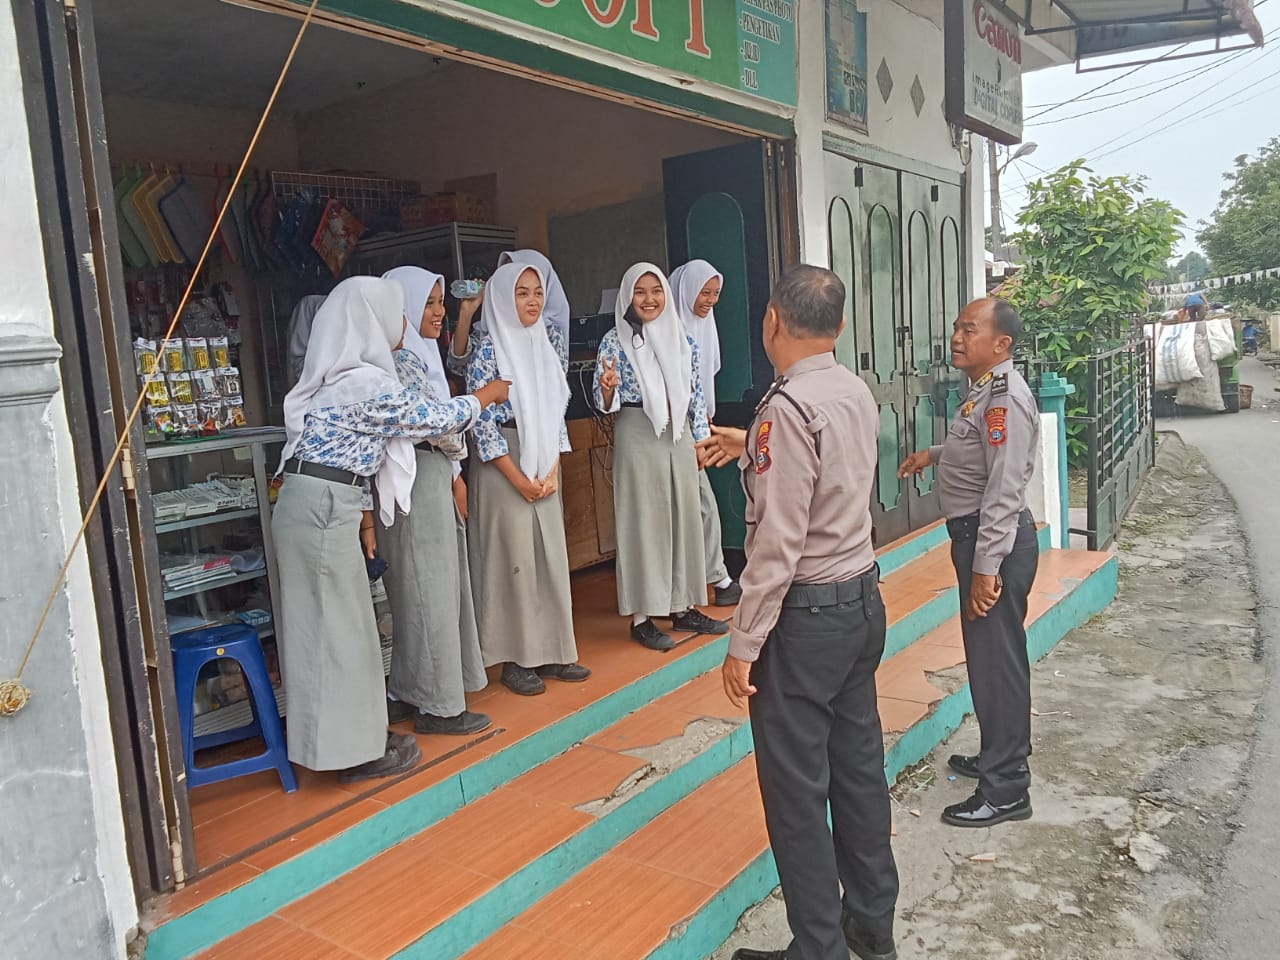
[714, 576, 733, 590]
[631, 613, 648, 627]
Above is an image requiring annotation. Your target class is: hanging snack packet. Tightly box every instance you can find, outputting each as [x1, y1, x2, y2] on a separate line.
[134, 338, 159, 376]
[162, 339, 186, 373]
[143, 374, 170, 406]
[186, 337, 211, 370]
[216, 366, 242, 396]
[221, 395, 247, 428]
[199, 399, 223, 430]
[192, 368, 219, 401]
[209, 336, 230, 368]
[148, 403, 175, 436]
[174, 403, 201, 434]
[167, 371, 195, 405]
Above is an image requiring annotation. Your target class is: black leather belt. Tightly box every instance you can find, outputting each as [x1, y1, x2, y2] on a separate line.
[621, 401, 644, 409]
[500, 421, 519, 432]
[782, 565, 878, 608]
[284, 458, 360, 486]
[946, 509, 1034, 539]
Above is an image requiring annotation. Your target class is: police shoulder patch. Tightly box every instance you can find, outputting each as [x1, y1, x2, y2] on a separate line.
[755, 420, 773, 473]
[985, 406, 1008, 446]
[992, 373, 1009, 396]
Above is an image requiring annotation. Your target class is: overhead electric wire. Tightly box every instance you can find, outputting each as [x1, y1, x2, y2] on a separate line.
[1023, 43, 1190, 122]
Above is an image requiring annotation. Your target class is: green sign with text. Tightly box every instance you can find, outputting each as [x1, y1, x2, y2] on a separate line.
[439, 0, 797, 106]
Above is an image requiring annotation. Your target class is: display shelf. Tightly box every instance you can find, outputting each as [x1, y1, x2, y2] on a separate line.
[155, 507, 259, 535]
[145, 426, 287, 459]
[162, 567, 266, 601]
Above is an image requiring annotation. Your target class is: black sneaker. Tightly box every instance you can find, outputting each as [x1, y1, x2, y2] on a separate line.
[338, 732, 421, 783]
[713, 580, 743, 606]
[631, 619, 676, 652]
[501, 663, 546, 696]
[941, 789, 1032, 828]
[386, 698, 416, 724]
[536, 663, 592, 682]
[670, 608, 730, 635]
[841, 908, 897, 960]
[947, 753, 980, 779]
[415, 711, 492, 736]
[731, 950, 787, 960]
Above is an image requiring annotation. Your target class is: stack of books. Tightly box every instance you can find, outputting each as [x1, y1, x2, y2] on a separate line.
[161, 554, 234, 592]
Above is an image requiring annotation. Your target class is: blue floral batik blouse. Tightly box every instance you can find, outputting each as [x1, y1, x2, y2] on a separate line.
[591, 328, 711, 442]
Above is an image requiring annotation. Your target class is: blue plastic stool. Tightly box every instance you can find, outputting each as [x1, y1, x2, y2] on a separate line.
[171, 625, 298, 793]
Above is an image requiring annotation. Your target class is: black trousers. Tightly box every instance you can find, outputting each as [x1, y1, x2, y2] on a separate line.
[948, 512, 1040, 805]
[748, 567, 899, 960]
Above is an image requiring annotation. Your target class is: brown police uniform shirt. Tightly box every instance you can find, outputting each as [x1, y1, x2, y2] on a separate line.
[928, 358, 1039, 577]
[729, 354, 880, 663]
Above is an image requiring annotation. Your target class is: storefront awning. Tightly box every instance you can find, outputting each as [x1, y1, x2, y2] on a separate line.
[1011, 0, 1264, 69]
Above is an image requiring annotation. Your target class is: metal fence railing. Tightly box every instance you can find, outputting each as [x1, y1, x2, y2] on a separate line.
[1020, 328, 1156, 550]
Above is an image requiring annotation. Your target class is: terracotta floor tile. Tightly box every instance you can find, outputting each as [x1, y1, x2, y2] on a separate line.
[241, 798, 389, 872]
[156, 862, 262, 921]
[194, 916, 362, 960]
[279, 842, 491, 957]
[516, 855, 716, 955]
[461, 923, 580, 960]
[371, 733, 508, 806]
[878, 696, 928, 734]
[418, 787, 592, 880]
[505, 744, 650, 807]
[188, 770, 283, 828]
[661, 671, 748, 721]
[587, 705, 699, 753]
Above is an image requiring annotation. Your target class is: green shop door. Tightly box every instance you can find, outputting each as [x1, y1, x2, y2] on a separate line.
[825, 154, 965, 545]
[663, 139, 792, 560]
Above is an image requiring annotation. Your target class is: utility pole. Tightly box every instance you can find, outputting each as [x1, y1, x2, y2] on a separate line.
[988, 137, 1003, 261]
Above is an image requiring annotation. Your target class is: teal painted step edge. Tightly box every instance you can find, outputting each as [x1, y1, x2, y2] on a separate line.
[649, 553, 1118, 960]
[144, 530, 991, 960]
[394, 723, 756, 960]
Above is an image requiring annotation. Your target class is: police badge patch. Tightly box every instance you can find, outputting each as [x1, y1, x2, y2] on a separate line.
[755, 420, 773, 473]
[985, 406, 1008, 446]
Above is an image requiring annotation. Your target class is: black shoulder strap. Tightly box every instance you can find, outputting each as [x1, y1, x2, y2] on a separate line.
[771, 386, 823, 459]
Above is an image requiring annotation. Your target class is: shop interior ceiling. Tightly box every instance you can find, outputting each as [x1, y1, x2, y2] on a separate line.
[93, 0, 445, 112]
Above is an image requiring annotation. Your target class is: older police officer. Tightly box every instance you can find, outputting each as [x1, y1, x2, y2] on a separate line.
[900, 297, 1040, 828]
[700, 266, 898, 960]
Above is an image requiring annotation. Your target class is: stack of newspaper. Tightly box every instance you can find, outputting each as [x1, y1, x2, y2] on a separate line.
[161, 554, 234, 592]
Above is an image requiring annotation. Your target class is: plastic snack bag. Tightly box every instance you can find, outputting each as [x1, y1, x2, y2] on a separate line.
[167, 371, 195, 405]
[143, 374, 171, 406]
[209, 336, 230, 368]
[221, 395, 247, 428]
[216, 366, 242, 396]
[186, 337, 211, 370]
[134, 338, 159, 376]
[192, 368, 219, 401]
[162, 339, 186, 373]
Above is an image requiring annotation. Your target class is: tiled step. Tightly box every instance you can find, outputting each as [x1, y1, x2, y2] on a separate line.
[191, 670, 751, 960]
[456, 547, 1118, 960]
[145, 527, 969, 960]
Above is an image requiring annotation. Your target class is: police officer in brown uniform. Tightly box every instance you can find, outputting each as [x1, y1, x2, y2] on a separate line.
[900, 297, 1040, 828]
[701, 266, 898, 960]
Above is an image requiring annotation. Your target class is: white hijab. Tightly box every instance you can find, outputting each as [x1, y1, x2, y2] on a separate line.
[279, 276, 416, 526]
[286, 294, 327, 387]
[484, 262, 571, 481]
[616, 262, 693, 441]
[382, 266, 450, 400]
[669, 260, 724, 420]
[499, 250, 571, 341]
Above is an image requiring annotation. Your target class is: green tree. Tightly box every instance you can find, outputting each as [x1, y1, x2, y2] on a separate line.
[1198, 137, 1280, 310]
[1003, 160, 1182, 463]
[1164, 250, 1209, 283]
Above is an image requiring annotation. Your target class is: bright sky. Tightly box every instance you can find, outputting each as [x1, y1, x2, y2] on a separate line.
[996, 1, 1280, 259]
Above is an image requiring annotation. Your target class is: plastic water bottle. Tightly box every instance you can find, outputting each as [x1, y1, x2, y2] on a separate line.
[451, 279, 484, 299]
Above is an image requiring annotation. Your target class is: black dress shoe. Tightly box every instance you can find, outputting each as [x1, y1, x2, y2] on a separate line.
[501, 663, 546, 696]
[841, 909, 897, 960]
[941, 789, 1032, 827]
[386, 698, 416, 724]
[415, 710, 492, 735]
[670, 608, 730, 634]
[536, 663, 592, 682]
[731, 950, 786, 960]
[338, 733, 421, 783]
[713, 580, 743, 605]
[631, 619, 676, 652]
[947, 753, 980, 779]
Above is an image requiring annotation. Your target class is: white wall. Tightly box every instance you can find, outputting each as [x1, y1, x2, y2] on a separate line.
[1028, 411, 1064, 548]
[0, 4, 135, 955]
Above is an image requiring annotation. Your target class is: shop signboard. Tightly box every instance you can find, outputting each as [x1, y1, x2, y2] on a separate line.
[824, 0, 868, 132]
[437, 0, 798, 106]
[944, 0, 1024, 144]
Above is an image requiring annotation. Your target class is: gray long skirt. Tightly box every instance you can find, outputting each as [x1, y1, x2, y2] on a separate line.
[613, 407, 707, 617]
[698, 469, 728, 584]
[468, 426, 578, 668]
[378, 446, 487, 717]
[271, 473, 387, 771]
